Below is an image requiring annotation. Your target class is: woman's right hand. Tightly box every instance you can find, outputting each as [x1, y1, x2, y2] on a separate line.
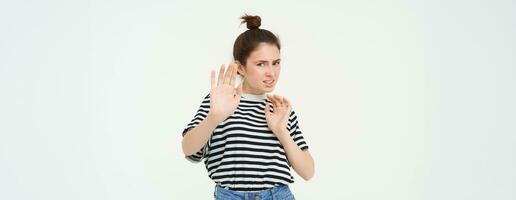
[208, 61, 243, 123]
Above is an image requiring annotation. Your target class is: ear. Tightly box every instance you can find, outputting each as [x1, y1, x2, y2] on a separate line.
[235, 61, 245, 76]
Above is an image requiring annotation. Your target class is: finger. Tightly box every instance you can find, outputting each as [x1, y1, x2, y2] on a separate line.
[274, 94, 284, 107]
[283, 97, 292, 111]
[278, 96, 287, 106]
[264, 102, 271, 116]
[224, 64, 233, 85]
[267, 94, 279, 108]
[229, 62, 237, 86]
[235, 83, 243, 101]
[218, 64, 225, 86]
[210, 69, 216, 91]
[283, 96, 291, 108]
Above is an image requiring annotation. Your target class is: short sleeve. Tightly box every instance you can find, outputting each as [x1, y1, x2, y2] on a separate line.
[287, 109, 309, 151]
[182, 93, 211, 163]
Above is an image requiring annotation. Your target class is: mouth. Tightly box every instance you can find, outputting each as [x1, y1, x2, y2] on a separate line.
[263, 80, 275, 87]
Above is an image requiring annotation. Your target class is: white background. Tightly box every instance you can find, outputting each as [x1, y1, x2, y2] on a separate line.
[1, 0, 515, 199]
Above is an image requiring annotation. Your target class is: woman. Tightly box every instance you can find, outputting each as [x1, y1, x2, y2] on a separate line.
[181, 14, 315, 200]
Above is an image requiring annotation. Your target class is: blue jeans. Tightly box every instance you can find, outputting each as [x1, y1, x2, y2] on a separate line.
[214, 184, 296, 200]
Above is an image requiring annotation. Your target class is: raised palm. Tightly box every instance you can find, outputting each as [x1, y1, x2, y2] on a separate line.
[209, 62, 243, 123]
[265, 94, 292, 134]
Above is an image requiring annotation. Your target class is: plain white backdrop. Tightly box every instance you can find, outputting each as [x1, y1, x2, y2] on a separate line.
[1, 0, 515, 199]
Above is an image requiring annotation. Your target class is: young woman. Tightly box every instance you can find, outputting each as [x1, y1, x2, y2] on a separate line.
[181, 14, 314, 200]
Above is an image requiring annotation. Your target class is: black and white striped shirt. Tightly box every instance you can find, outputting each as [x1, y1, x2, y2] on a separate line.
[182, 93, 309, 191]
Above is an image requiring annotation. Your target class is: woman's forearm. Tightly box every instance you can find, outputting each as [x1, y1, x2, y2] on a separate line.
[275, 128, 315, 181]
[181, 113, 221, 156]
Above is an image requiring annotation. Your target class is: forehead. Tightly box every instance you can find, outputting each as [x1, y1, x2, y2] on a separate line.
[247, 43, 280, 61]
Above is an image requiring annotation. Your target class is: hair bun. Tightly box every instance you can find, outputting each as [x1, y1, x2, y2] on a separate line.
[240, 14, 261, 30]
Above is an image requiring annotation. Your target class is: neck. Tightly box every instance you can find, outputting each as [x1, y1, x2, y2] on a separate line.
[242, 82, 265, 95]
[241, 82, 268, 101]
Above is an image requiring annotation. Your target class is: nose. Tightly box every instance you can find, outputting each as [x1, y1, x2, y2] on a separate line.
[265, 65, 275, 77]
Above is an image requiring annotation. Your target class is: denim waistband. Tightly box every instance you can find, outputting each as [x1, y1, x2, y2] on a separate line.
[214, 183, 291, 199]
[215, 183, 288, 193]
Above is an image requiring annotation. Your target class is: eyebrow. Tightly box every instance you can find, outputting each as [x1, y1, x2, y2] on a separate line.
[256, 59, 281, 63]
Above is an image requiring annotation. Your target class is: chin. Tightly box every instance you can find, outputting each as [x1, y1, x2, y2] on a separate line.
[263, 87, 275, 93]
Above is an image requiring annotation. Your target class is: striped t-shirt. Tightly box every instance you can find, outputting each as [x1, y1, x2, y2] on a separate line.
[182, 93, 309, 191]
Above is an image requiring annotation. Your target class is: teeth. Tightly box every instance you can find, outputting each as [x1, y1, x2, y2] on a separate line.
[264, 80, 273, 84]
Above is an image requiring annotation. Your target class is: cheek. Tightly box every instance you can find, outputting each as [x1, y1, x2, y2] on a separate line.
[246, 72, 261, 83]
[275, 68, 281, 76]
[250, 69, 265, 79]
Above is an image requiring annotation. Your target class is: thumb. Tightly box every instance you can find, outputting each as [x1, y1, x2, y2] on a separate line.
[234, 84, 243, 101]
[264, 102, 270, 116]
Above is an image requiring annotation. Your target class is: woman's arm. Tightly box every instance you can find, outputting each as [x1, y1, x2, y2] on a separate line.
[182, 63, 242, 156]
[275, 128, 315, 181]
[181, 113, 221, 156]
[264, 94, 315, 180]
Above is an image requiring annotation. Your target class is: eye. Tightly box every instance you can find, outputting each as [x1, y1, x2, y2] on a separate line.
[273, 62, 280, 66]
[257, 63, 265, 67]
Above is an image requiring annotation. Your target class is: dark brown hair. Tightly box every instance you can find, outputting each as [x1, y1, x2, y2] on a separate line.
[233, 14, 281, 70]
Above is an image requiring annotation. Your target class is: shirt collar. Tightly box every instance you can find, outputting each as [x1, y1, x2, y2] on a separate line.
[241, 92, 267, 101]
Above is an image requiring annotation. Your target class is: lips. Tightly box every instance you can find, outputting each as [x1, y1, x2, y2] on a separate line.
[263, 80, 275, 87]
[263, 80, 274, 84]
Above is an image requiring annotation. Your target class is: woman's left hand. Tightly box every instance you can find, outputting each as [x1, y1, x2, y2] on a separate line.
[264, 94, 291, 135]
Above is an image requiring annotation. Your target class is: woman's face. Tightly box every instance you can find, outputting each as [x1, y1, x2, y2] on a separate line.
[237, 42, 281, 95]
